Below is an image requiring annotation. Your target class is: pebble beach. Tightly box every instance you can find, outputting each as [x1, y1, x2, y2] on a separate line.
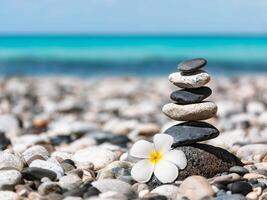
[1, 74, 267, 200]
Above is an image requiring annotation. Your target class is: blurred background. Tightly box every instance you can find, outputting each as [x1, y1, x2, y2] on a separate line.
[0, 0, 267, 77]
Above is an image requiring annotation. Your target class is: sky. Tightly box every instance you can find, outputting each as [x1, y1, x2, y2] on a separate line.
[0, 0, 267, 35]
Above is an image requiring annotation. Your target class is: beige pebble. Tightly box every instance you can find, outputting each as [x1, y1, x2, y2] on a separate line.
[138, 123, 160, 136]
[243, 173, 267, 180]
[255, 162, 267, 171]
[162, 102, 217, 121]
[152, 185, 179, 200]
[178, 176, 214, 200]
[246, 191, 258, 200]
[210, 173, 241, 184]
[253, 187, 262, 196]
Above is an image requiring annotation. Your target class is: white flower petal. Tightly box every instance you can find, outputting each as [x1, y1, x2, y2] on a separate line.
[131, 159, 154, 183]
[130, 140, 154, 158]
[164, 150, 187, 169]
[153, 134, 173, 153]
[154, 160, 178, 183]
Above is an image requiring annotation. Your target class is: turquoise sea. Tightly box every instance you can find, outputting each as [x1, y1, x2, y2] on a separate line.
[0, 35, 267, 76]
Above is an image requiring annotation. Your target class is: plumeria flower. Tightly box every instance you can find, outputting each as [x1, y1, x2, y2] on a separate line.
[130, 133, 187, 183]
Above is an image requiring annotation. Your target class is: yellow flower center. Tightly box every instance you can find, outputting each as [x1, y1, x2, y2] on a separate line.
[149, 150, 163, 164]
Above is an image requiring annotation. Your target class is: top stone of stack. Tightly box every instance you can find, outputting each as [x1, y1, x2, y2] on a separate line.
[178, 58, 207, 73]
[169, 58, 210, 89]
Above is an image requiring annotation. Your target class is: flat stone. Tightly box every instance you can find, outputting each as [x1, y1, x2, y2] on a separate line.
[170, 87, 212, 104]
[164, 121, 219, 146]
[22, 167, 57, 181]
[169, 70, 210, 88]
[147, 144, 242, 188]
[162, 102, 217, 121]
[178, 58, 207, 72]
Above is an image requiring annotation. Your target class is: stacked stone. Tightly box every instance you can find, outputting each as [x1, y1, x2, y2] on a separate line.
[162, 58, 220, 147]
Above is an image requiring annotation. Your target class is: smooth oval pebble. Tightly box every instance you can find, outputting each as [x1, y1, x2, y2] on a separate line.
[72, 147, 119, 170]
[170, 87, 212, 104]
[29, 158, 64, 179]
[178, 176, 214, 200]
[151, 185, 179, 199]
[0, 152, 24, 171]
[164, 121, 219, 146]
[169, 70, 210, 88]
[162, 102, 217, 121]
[230, 181, 252, 195]
[211, 173, 241, 184]
[22, 167, 57, 181]
[0, 170, 21, 188]
[229, 166, 249, 176]
[59, 174, 82, 191]
[92, 179, 136, 197]
[22, 145, 49, 165]
[178, 58, 207, 72]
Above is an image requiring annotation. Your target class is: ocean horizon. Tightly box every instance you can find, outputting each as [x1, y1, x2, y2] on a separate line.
[0, 35, 266, 76]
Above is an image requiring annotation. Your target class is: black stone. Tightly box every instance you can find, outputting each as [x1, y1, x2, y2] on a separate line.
[50, 135, 72, 146]
[62, 159, 75, 167]
[170, 87, 212, 104]
[253, 182, 266, 189]
[22, 167, 57, 181]
[83, 186, 100, 198]
[147, 144, 242, 188]
[0, 131, 11, 150]
[178, 58, 207, 72]
[94, 133, 130, 148]
[230, 181, 252, 195]
[164, 121, 219, 147]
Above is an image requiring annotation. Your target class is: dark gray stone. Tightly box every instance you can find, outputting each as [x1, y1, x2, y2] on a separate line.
[170, 87, 212, 104]
[147, 144, 242, 188]
[0, 131, 11, 150]
[164, 121, 219, 146]
[22, 167, 57, 181]
[229, 166, 249, 176]
[230, 181, 252, 195]
[63, 182, 92, 197]
[178, 58, 207, 72]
